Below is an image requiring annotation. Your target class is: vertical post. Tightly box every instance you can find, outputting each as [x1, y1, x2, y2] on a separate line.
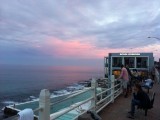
[91, 78, 97, 111]
[120, 79, 123, 94]
[39, 89, 50, 120]
[111, 75, 115, 103]
[134, 57, 136, 69]
[104, 57, 106, 78]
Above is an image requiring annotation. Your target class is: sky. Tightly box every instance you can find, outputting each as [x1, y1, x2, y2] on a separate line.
[0, 0, 160, 68]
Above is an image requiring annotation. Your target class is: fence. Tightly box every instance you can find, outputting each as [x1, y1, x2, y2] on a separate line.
[35, 75, 122, 120]
[6, 75, 122, 120]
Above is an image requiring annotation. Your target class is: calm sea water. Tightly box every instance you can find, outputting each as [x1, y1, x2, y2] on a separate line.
[0, 65, 103, 109]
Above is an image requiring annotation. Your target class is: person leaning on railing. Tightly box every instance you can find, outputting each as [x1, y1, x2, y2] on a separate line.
[117, 64, 129, 98]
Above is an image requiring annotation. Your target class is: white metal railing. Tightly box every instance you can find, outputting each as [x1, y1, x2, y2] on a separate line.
[4, 75, 122, 120]
[5, 75, 122, 120]
[7, 75, 122, 120]
[50, 97, 94, 120]
[50, 87, 92, 107]
[34, 75, 122, 120]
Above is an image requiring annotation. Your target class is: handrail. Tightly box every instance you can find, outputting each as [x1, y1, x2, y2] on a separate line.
[72, 108, 89, 120]
[96, 82, 122, 113]
[97, 99, 113, 113]
[33, 107, 43, 112]
[96, 81, 121, 105]
[49, 77, 122, 120]
[96, 90, 113, 105]
[50, 87, 93, 106]
[50, 96, 94, 120]
[5, 76, 123, 120]
[96, 87, 112, 96]
[96, 81, 121, 97]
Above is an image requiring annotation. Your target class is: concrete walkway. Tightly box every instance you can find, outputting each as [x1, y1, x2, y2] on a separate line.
[99, 84, 160, 120]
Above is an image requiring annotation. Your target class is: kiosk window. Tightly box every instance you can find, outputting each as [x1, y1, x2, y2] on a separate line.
[124, 57, 135, 68]
[112, 57, 122, 67]
[136, 57, 148, 68]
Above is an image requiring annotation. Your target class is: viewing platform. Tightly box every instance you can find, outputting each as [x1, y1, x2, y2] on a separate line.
[1, 76, 160, 120]
[99, 83, 160, 120]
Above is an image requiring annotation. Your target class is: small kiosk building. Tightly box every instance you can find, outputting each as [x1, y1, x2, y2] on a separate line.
[104, 53, 154, 79]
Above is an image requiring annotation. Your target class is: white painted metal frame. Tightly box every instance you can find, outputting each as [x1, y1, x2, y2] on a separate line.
[49, 76, 122, 120]
[7, 76, 122, 120]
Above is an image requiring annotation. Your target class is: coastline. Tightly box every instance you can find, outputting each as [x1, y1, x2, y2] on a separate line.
[0, 80, 91, 110]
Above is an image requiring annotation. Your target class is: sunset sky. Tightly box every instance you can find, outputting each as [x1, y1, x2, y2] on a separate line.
[0, 0, 160, 68]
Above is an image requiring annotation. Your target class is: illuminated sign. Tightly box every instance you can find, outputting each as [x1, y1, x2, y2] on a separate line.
[120, 53, 140, 55]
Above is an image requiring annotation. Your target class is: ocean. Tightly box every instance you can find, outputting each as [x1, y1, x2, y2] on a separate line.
[0, 65, 103, 109]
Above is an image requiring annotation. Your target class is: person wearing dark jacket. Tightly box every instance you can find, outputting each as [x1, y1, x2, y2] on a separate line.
[128, 83, 151, 119]
[125, 65, 133, 78]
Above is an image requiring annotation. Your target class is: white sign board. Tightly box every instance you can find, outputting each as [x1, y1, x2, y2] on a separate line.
[120, 53, 140, 55]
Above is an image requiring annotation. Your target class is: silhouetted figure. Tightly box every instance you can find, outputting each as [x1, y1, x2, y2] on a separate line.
[127, 84, 151, 119]
[125, 64, 133, 93]
[151, 66, 155, 82]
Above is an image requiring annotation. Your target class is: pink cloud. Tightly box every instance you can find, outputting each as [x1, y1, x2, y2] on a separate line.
[38, 37, 109, 59]
[36, 37, 160, 60]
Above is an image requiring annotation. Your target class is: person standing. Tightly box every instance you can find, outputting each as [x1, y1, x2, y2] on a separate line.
[117, 64, 129, 98]
[125, 64, 133, 93]
[132, 69, 139, 84]
[155, 67, 159, 84]
[151, 66, 155, 82]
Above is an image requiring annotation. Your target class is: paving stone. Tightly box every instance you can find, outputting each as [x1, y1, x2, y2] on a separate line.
[99, 84, 160, 120]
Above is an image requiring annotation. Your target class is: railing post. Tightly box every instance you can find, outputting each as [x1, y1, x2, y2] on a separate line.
[91, 78, 97, 111]
[39, 89, 50, 120]
[111, 75, 115, 103]
[120, 79, 123, 94]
